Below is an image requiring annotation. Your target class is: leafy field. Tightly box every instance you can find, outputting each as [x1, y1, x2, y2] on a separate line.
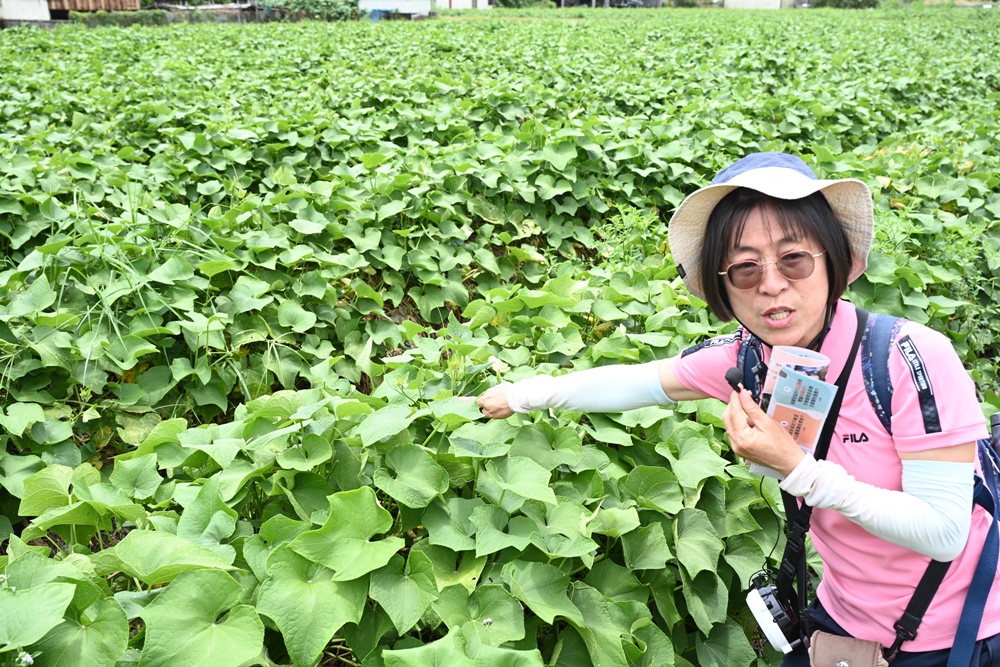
[2, 8, 1000, 667]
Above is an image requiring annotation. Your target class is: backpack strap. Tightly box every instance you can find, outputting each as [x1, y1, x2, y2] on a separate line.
[946, 436, 1000, 667]
[859, 311, 1000, 663]
[860, 311, 906, 435]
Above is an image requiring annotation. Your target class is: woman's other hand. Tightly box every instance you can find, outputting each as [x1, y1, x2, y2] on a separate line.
[722, 388, 805, 477]
[476, 383, 515, 420]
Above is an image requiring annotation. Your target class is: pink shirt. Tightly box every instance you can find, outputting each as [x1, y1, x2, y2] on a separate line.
[673, 300, 999, 651]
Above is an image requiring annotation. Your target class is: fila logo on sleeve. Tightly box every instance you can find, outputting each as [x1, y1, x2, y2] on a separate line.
[896, 335, 942, 433]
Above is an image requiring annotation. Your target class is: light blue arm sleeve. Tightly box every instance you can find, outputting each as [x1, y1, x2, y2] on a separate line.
[506, 360, 673, 414]
[780, 457, 973, 561]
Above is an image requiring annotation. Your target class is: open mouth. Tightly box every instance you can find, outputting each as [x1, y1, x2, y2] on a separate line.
[765, 309, 792, 322]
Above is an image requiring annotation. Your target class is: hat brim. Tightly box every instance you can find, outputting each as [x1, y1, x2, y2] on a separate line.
[668, 167, 873, 301]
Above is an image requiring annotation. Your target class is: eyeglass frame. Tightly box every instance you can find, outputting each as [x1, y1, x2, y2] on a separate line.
[717, 250, 827, 291]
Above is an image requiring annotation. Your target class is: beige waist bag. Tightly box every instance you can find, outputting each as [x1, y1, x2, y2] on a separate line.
[808, 631, 890, 667]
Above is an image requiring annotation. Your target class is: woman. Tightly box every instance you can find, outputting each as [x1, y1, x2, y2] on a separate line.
[477, 152, 1000, 665]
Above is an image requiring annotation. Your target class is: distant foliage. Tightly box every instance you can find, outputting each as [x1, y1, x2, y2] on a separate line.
[496, 0, 552, 8]
[265, 0, 363, 19]
[811, 0, 879, 7]
[70, 8, 170, 25]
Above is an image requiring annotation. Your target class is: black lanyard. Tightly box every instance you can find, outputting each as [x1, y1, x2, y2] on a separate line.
[775, 307, 866, 642]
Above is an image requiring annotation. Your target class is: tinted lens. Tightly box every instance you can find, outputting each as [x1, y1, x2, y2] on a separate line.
[726, 261, 762, 290]
[776, 251, 816, 280]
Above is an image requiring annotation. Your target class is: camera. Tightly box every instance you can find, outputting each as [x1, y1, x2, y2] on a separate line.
[746, 572, 803, 654]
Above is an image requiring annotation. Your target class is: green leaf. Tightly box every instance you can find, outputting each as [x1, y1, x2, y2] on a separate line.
[508, 425, 582, 471]
[643, 568, 682, 630]
[0, 582, 75, 649]
[383, 630, 474, 667]
[713, 127, 743, 142]
[373, 444, 450, 508]
[289, 217, 327, 235]
[633, 623, 675, 667]
[359, 404, 416, 448]
[680, 569, 728, 636]
[369, 553, 439, 634]
[5, 274, 56, 318]
[0, 402, 46, 438]
[137, 570, 263, 667]
[589, 507, 640, 538]
[449, 420, 517, 459]
[18, 464, 73, 517]
[723, 534, 766, 594]
[502, 561, 584, 626]
[695, 620, 758, 667]
[534, 174, 572, 201]
[409, 542, 486, 594]
[362, 152, 388, 169]
[197, 257, 241, 277]
[30, 419, 75, 446]
[622, 522, 671, 570]
[227, 276, 274, 313]
[623, 466, 684, 515]
[109, 454, 162, 500]
[428, 397, 485, 425]
[277, 299, 317, 333]
[104, 335, 160, 372]
[276, 433, 333, 471]
[289, 487, 405, 580]
[378, 199, 408, 221]
[433, 584, 526, 646]
[148, 256, 196, 285]
[176, 476, 238, 560]
[22, 500, 103, 541]
[657, 425, 729, 491]
[111, 530, 236, 585]
[257, 545, 368, 667]
[242, 514, 310, 582]
[469, 505, 534, 558]
[673, 508, 723, 579]
[422, 496, 481, 552]
[582, 560, 647, 605]
[32, 597, 129, 667]
[566, 583, 633, 667]
[540, 142, 577, 171]
[469, 644, 545, 667]
[722, 479, 765, 537]
[196, 180, 223, 196]
[581, 414, 633, 448]
[384, 628, 545, 667]
[478, 456, 556, 512]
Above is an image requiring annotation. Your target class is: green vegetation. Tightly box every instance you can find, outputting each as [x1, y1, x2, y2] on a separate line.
[69, 10, 172, 27]
[1, 8, 999, 666]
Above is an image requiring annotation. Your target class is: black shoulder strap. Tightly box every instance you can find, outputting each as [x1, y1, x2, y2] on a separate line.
[776, 307, 868, 640]
[885, 560, 952, 659]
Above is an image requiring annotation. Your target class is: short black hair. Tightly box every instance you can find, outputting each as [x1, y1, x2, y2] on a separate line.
[699, 188, 852, 322]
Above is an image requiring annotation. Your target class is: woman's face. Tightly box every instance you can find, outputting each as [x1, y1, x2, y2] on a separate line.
[722, 208, 830, 348]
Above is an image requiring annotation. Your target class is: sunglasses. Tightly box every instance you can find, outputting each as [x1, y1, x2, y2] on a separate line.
[719, 250, 826, 291]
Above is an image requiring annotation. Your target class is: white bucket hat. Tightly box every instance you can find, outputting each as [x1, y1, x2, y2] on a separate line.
[667, 152, 874, 301]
